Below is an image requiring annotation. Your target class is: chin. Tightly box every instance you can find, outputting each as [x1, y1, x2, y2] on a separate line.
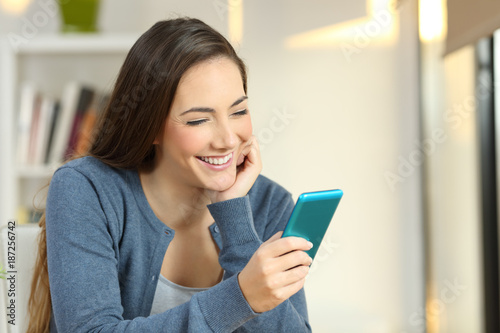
[203, 171, 236, 192]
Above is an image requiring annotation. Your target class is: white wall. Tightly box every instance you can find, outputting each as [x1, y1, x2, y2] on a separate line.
[0, 1, 424, 332]
[241, 1, 423, 332]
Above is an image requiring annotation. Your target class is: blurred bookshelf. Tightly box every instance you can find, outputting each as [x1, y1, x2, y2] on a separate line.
[0, 33, 138, 226]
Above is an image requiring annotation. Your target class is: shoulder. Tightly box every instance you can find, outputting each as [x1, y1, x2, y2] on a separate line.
[55, 156, 123, 178]
[49, 156, 136, 211]
[47, 157, 142, 234]
[52, 156, 130, 188]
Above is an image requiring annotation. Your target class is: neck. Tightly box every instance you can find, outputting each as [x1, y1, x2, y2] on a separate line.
[138, 166, 212, 231]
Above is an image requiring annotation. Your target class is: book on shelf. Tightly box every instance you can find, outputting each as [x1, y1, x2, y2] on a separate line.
[44, 101, 60, 165]
[16, 82, 38, 166]
[16, 81, 109, 170]
[63, 85, 95, 160]
[75, 94, 109, 156]
[34, 96, 56, 165]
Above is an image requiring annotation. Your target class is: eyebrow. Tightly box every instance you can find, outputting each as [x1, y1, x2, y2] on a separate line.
[230, 96, 248, 108]
[180, 96, 248, 115]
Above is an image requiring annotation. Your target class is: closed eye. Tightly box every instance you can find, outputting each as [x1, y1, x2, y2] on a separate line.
[186, 109, 247, 125]
[186, 118, 209, 126]
[231, 109, 248, 117]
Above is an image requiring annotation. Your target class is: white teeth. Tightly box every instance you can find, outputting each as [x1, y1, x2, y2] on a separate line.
[199, 154, 231, 165]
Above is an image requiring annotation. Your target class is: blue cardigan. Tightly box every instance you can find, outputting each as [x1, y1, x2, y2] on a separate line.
[46, 157, 311, 332]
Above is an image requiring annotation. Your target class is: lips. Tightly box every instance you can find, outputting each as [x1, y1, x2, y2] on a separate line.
[195, 152, 234, 171]
[196, 153, 232, 165]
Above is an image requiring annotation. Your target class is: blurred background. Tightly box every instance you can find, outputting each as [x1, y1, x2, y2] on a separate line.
[0, 0, 498, 332]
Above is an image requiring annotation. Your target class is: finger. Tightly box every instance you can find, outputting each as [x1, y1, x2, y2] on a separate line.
[237, 137, 255, 166]
[241, 136, 258, 155]
[243, 136, 255, 152]
[250, 135, 260, 150]
[283, 264, 310, 284]
[264, 265, 308, 299]
[265, 236, 313, 258]
[238, 140, 261, 173]
[237, 153, 245, 166]
[275, 250, 312, 272]
[245, 144, 260, 166]
[272, 267, 309, 295]
[247, 135, 256, 147]
[248, 136, 260, 156]
[277, 272, 308, 297]
[236, 146, 262, 178]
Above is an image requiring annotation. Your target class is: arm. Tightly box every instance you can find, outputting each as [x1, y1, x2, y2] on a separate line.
[242, 192, 311, 332]
[46, 168, 256, 332]
[207, 194, 312, 332]
[204, 136, 311, 332]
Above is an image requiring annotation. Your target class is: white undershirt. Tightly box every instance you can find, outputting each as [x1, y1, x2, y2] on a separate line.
[150, 274, 210, 315]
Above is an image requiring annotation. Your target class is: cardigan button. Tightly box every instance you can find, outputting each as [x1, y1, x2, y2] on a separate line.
[214, 226, 219, 233]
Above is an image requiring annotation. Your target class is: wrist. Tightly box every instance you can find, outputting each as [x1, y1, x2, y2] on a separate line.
[237, 272, 262, 314]
[207, 196, 260, 246]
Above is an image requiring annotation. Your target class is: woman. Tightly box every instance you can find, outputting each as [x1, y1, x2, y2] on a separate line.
[28, 17, 312, 332]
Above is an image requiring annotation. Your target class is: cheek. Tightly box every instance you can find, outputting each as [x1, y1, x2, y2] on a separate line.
[240, 117, 253, 141]
[165, 124, 207, 157]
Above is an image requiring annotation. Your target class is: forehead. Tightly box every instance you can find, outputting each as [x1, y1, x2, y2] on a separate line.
[172, 58, 245, 111]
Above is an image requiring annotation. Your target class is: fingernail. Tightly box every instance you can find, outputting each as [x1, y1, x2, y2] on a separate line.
[307, 241, 313, 249]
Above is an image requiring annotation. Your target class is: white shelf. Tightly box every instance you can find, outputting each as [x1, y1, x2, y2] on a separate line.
[13, 33, 140, 54]
[0, 33, 136, 225]
[16, 165, 60, 179]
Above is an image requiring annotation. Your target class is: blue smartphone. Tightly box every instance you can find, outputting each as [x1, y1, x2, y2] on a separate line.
[282, 189, 343, 260]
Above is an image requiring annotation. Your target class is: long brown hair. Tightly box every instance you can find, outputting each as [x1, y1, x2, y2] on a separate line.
[28, 17, 247, 332]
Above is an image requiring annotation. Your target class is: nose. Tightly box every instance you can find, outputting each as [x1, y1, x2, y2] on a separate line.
[212, 120, 237, 150]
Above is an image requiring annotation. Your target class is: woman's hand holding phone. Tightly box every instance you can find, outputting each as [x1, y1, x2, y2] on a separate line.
[238, 232, 313, 313]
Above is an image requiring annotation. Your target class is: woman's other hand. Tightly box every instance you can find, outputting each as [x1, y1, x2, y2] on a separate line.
[238, 232, 313, 313]
[207, 135, 262, 203]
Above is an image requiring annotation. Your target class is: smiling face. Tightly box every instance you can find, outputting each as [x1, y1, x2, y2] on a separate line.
[153, 57, 252, 192]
